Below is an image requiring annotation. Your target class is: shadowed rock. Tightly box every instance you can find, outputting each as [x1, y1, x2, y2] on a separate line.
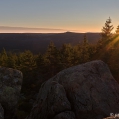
[53, 111, 75, 119]
[104, 117, 119, 119]
[0, 104, 4, 119]
[0, 67, 22, 119]
[27, 60, 119, 119]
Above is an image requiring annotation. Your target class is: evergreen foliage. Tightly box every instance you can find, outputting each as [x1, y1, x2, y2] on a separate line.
[97, 17, 114, 52]
[80, 34, 90, 63]
[116, 25, 119, 34]
[0, 48, 8, 67]
[18, 50, 36, 72]
[44, 41, 61, 77]
[102, 17, 114, 39]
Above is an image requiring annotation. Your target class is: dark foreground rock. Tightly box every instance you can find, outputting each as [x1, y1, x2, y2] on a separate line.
[0, 67, 22, 119]
[27, 60, 119, 119]
[0, 104, 4, 119]
[104, 117, 119, 119]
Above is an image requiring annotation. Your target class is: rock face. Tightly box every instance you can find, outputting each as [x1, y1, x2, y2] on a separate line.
[27, 60, 119, 119]
[104, 117, 119, 119]
[0, 67, 22, 119]
[0, 104, 4, 119]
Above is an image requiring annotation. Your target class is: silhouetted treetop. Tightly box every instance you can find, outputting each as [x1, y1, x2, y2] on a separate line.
[102, 17, 114, 39]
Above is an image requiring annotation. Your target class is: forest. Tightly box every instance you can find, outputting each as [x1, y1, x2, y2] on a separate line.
[1, 17, 119, 118]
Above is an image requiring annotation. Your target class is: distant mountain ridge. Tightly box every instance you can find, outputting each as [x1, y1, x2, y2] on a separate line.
[0, 32, 101, 54]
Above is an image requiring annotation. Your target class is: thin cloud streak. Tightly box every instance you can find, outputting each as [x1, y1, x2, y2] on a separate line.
[0, 26, 66, 33]
[0, 26, 86, 33]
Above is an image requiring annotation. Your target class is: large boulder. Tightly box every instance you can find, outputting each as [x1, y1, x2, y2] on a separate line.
[0, 104, 4, 119]
[27, 60, 119, 119]
[0, 67, 22, 119]
[104, 117, 119, 119]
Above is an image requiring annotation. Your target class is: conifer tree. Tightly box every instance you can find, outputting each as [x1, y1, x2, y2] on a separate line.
[116, 25, 119, 34]
[7, 53, 18, 68]
[36, 53, 44, 71]
[45, 41, 60, 77]
[81, 34, 90, 63]
[0, 48, 8, 67]
[18, 50, 36, 72]
[60, 43, 74, 68]
[102, 17, 114, 39]
[96, 18, 114, 52]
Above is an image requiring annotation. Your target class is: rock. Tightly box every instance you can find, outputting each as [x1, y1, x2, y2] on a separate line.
[104, 117, 119, 119]
[53, 111, 75, 119]
[27, 81, 74, 119]
[27, 60, 119, 119]
[0, 67, 23, 119]
[0, 103, 4, 119]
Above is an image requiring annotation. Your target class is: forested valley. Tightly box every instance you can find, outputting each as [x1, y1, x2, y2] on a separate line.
[1, 18, 119, 118]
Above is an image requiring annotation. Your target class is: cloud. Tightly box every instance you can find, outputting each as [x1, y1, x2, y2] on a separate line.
[0, 26, 66, 33]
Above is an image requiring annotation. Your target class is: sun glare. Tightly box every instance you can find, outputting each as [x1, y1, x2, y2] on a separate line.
[106, 35, 119, 50]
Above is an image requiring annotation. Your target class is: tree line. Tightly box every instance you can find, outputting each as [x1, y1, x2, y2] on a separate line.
[0, 35, 96, 87]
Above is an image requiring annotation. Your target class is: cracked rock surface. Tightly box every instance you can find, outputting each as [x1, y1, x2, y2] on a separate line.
[27, 60, 119, 119]
[0, 67, 23, 119]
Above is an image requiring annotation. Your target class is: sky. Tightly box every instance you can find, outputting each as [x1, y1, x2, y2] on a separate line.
[0, 0, 119, 33]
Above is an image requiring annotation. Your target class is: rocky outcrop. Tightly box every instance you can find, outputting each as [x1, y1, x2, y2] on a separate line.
[104, 117, 119, 119]
[27, 81, 75, 119]
[0, 67, 23, 119]
[0, 104, 4, 119]
[27, 60, 119, 119]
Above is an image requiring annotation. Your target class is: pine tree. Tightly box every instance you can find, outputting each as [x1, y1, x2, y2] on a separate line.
[116, 25, 119, 34]
[36, 53, 44, 71]
[60, 43, 74, 68]
[81, 34, 90, 63]
[18, 50, 36, 72]
[44, 41, 60, 77]
[102, 17, 114, 39]
[0, 48, 8, 67]
[96, 18, 114, 52]
[7, 53, 18, 68]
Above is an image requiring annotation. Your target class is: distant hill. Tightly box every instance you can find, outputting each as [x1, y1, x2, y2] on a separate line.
[0, 32, 101, 54]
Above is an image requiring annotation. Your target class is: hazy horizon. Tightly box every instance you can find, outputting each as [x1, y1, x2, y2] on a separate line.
[0, 26, 67, 33]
